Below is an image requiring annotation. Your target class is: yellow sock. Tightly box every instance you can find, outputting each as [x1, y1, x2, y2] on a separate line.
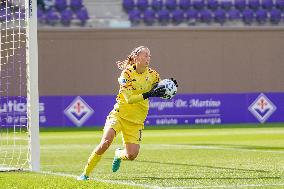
[83, 151, 102, 176]
[116, 149, 128, 160]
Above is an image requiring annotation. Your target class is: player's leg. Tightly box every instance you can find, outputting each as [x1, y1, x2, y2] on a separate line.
[115, 143, 140, 160]
[78, 114, 122, 180]
[112, 121, 142, 172]
[112, 143, 140, 172]
[78, 128, 116, 180]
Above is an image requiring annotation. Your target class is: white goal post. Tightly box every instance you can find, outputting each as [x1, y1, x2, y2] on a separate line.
[0, 0, 39, 171]
[26, 0, 40, 172]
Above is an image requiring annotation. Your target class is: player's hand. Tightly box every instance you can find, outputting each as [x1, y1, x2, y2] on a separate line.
[151, 85, 166, 97]
[170, 78, 178, 87]
[142, 84, 166, 99]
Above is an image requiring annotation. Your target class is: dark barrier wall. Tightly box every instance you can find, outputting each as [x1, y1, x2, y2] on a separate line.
[38, 28, 284, 95]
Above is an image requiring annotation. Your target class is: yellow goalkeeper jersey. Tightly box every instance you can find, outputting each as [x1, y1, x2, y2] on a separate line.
[111, 65, 160, 125]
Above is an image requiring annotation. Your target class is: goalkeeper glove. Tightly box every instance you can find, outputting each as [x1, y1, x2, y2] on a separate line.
[170, 78, 178, 87]
[142, 84, 166, 100]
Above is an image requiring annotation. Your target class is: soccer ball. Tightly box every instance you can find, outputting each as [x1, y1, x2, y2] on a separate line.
[158, 79, 177, 99]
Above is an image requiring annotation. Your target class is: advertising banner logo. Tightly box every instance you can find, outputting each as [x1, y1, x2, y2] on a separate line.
[248, 93, 277, 123]
[64, 96, 94, 127]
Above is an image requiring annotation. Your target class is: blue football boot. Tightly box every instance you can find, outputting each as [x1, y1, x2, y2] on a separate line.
[112, 148, 122, 172]
[77, 174, 89, 181]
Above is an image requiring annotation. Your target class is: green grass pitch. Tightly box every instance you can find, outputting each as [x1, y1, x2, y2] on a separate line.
[1, 124, 284, 189]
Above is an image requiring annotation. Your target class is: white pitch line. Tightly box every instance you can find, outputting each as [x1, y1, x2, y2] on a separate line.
[41, 171, 284, 189]
[41, 171, 162, 189]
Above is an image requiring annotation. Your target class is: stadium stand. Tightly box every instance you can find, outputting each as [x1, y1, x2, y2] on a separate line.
[2, 0, 282, 27]
[36, 0, 90, 27]
[122, 0, 284, 26]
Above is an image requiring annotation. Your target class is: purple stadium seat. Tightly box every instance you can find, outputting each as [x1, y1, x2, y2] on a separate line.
[185, 8, 199, 23]
[276, 0, 284, 10]
[37, 7, 45, 23]
[0, 1, 12, 7]
[76, 8, 89, 25]
[192, 0, 205, 10]
[255, 9, 267, 24]
[151, 0, 163, 11]
[143, 9, 156, 25]
[234, 0, 246, 11]
[0, 7, 12, 22]
[157, 9, 170, 25]
[220, 0, 233, 10]
[207, 0, 219, 10]
[242, 8, 254, 25]
[137, 0, 149, 11]
[70, 0, 83, 11]
[200, 9, 213, 23]
[248, 0, 260, 10]
[0, 9, 4, 22]
[165, 0, 177, 11]
[179, 0, 191, 10]
[262, 0, 274, 10]
[123, 0, 135, 12]
[46, 9, 59, 25]
[14, 9, 25, 20]
[214, 9, 226, 24]
[172, 9, 184, 24]
[55, 0, 67, 11]
[270, 8, 282, 24]
[41, 0, 53, 11]
[228, 9, 241, 21]
[128, 9, 141, 24]
[37, 0, 46, 11]
[60, 9, 73, 26]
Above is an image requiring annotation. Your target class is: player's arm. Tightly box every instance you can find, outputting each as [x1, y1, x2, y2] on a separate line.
[119, 70, 165, 104]
[119, 70, 144, 104]
[123, 91, 144, 104]
[142, 69, 165, 100]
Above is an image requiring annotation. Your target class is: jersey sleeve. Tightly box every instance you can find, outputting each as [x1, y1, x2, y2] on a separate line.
[118, 69, 144, 104]
[118, 69, 132, 90]
[149, 68, 161, 86]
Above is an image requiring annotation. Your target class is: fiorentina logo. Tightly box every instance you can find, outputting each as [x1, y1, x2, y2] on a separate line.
[248, 93, 276, 123]
[64, 96, 94, 127]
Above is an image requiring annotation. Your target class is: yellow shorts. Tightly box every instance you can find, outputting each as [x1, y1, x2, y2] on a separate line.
[104, 113, 143, 144]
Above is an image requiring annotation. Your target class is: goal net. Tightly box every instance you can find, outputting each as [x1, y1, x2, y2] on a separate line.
[0, 0, 39, 171]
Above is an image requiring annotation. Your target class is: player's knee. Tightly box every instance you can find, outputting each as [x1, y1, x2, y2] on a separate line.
[127, 153, 138, 160]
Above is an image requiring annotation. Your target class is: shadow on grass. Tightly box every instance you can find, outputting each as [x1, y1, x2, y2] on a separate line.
[105, 158, 270, 173]
[135, 159, 270, 173]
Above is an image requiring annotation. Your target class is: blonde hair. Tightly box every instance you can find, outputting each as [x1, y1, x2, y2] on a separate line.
[116, 46, 147, 70]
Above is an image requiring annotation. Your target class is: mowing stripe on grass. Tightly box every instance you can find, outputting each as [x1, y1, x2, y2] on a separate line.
[40, 144, 284, 154]
[160, 144, 284, 154]
[167, 183, 284, 188]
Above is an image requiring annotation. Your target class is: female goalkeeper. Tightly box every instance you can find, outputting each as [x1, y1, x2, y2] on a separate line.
[78, 46, 177, 180]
